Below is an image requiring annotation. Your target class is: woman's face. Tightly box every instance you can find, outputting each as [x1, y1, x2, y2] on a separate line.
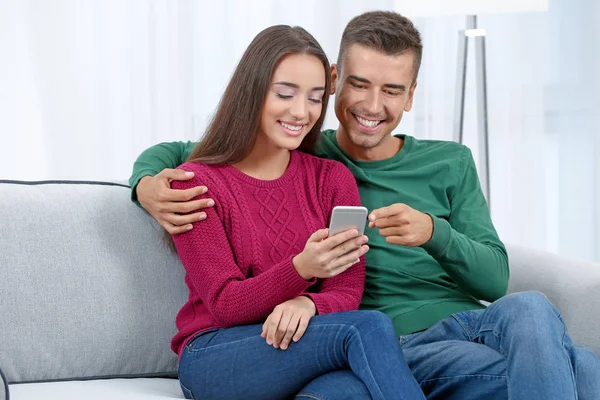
[258, 53, 326, 151]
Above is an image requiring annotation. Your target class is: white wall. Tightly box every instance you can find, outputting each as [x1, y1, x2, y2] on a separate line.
[0, 0, 598, 261]
[0, 0, 195, 181]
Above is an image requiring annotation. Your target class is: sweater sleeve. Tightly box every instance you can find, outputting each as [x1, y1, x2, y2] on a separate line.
[171, 164, 315, 328]
[302, 162, 366, 314]
[129, 141, 197, 206]
[421, 147, 509, 302]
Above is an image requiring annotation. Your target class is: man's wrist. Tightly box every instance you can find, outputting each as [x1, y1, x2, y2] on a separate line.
[136, 176, 152, 198]
[422, 213, 434, 244]
[421, 214, 452, 255]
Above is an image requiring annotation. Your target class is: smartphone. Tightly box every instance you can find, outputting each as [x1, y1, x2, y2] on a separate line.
[328, 206, 368, 237]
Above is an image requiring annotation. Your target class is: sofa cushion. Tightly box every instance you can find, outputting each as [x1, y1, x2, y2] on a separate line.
[0, 181, 188, 383]
[9, 378, 183, 400]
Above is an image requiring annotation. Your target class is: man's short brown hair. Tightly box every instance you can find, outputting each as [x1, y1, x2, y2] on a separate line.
[337, 11, 423, 82]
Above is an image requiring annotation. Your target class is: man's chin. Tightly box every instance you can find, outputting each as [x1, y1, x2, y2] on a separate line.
[348, 130, 385, 150]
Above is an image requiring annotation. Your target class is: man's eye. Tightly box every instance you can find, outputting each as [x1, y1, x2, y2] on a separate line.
[350, 82, 366, 89]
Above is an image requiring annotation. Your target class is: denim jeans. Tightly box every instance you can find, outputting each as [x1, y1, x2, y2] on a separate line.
[178, 310, 425, 400]
[401, 291, 600, 399]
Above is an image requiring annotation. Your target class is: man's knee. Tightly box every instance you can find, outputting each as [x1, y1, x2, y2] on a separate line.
[498, 291, 559, 320]
[486, 291, 566, 337]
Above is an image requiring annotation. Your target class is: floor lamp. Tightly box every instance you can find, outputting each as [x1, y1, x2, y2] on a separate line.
[396, 1, 550, 212]
[453, 16, 491, 207]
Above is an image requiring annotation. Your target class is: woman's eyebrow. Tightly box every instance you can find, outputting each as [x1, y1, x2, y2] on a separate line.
[274, 81, 325, 91]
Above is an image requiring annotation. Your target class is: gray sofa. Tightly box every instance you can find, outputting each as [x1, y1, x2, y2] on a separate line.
[1, 180, 599, 400]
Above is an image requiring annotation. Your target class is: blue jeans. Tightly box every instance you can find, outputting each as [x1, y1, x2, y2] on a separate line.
[178, 310, 426, 400]
[401, 291, 600, 399]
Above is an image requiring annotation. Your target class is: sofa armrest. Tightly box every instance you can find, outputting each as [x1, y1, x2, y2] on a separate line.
[506, 244, 600, 355]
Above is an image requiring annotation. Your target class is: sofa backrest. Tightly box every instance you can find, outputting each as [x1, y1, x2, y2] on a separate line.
[0, 180, 187, 384]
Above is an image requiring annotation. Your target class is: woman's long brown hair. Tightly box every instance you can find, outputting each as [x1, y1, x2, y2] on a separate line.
[187, 25, 331, 164]
[166, 26, 331, 250]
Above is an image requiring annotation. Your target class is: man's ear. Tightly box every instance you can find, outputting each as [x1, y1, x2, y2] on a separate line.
[405, 81, 418, 112]
[330, 64, 339, 95]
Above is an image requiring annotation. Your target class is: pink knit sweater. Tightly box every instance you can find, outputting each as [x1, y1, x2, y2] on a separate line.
[170, 150, 365, 356]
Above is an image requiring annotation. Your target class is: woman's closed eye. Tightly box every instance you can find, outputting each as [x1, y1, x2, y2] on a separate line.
[277, 93, 322, 104]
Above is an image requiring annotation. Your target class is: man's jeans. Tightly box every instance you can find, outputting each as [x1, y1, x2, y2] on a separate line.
[178, 310, 425, 400]
[401, 291, 600, 399]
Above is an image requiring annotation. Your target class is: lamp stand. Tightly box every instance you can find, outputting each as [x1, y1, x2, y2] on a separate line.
[453, 15, 491, 209]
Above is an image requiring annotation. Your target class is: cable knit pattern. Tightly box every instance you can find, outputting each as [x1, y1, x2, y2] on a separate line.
[227, 174, 261, 269]
[255, 188, 298, 263]
[170, 150, 365, 356]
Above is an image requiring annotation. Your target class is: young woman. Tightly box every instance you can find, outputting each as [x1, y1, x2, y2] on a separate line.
[170, 25, 425, 400]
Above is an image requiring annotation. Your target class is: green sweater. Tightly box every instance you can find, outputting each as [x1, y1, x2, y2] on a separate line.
[129, 130, 509, 335]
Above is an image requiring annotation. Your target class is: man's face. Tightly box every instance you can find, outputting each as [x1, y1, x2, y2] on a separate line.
[332, 44, 417, 152]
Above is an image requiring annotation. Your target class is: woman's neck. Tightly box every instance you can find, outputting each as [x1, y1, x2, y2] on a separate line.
[233, 139, 292, 180]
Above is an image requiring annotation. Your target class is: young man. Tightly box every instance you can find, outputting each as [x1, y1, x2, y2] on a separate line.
[130, 11, 600, 400]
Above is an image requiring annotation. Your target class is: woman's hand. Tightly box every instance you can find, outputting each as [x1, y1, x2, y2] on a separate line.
[293, 228, 369, 280]
[261, 296, 316, 350]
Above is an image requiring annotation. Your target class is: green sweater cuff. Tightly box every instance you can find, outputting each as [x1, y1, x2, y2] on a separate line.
[421, 214, 452, 256]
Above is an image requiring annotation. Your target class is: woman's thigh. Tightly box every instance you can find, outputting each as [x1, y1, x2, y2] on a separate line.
[178, 311, 388, 400]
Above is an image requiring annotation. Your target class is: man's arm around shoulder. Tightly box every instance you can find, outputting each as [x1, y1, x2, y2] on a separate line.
[129, 140, 215, 234]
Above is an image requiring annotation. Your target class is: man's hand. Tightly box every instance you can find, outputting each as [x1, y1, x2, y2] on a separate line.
[136, 169, 214, 235]
[369, 203, 433, 246]
[261, 296, 316, 350]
